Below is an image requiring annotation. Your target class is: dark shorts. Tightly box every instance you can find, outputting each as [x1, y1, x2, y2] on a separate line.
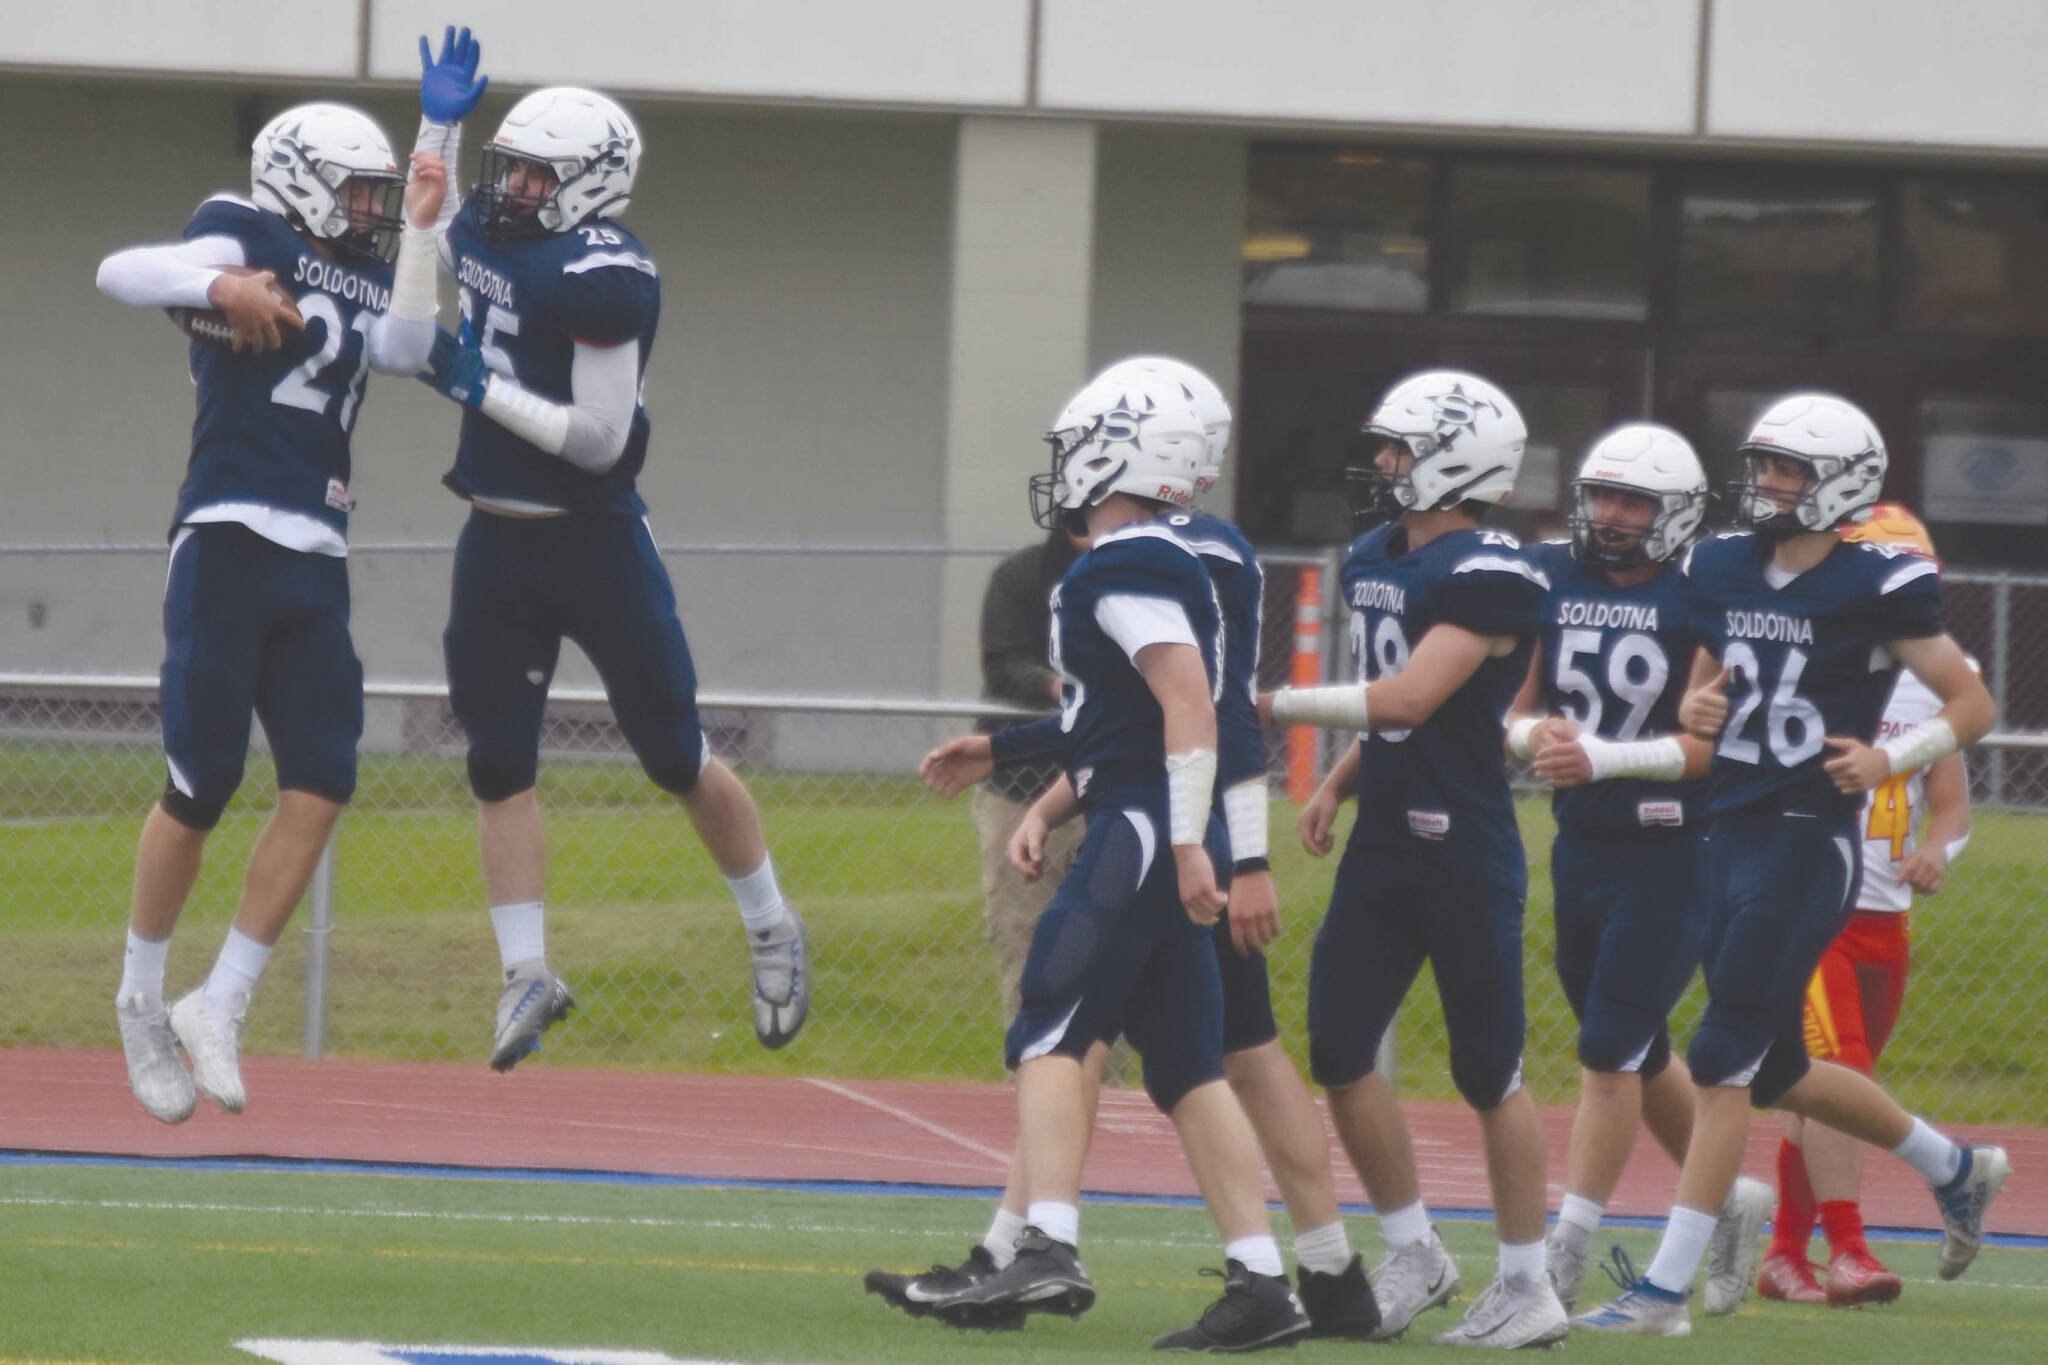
[1211, 910, 1279, 1055]
[159, 521, 362, 826]
[1686, 805, 1861, 1106]
[1551, 826, 1705, 1078]
[444, 508, 704, 800]
[1308, 836, 1527, 1107]
[1008, 804, 1228, 1113]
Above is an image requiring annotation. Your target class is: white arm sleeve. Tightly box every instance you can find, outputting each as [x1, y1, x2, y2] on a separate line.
[1094, 594, 1199, 664]
[96, 235, 246, 308]
[363, 222, 442, 373]
[365, 313, 435, 375]
[478, 340, 640, 472]
[414, 117, 464, 233]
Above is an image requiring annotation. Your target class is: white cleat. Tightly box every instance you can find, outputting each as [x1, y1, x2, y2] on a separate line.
[1370, 1227, 1461, 1340]
[749, 909, 809, 1049]
[1544, 1227, 1590, 1314]
[1704, 1175, 1774, 1315]
[491, 960, 575, 1072]
[1573, 1248, 1691, 1336]
[1433, 1270, 1569, 1349]
[169, 989, 246, 1114]
[116, 994, 194, 1124]
[1934, 1143, 2011, 1280]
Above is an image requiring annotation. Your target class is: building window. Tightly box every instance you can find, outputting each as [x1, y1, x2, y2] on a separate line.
[1902, 177, 2048, 337]
[1680, 180, 1879, 331]
[1243, 145, 1429, 311]
[1443, 164, 1651, 321]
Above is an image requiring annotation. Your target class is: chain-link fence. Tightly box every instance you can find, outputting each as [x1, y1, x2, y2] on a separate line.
[2, 554, 2045, 1127]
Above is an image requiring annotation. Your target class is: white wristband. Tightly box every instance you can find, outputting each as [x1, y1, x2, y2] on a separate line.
[389, 225, 441, 321]
[1577, 733, 1687, 783]
[1944, 831, 1971, 863]
[1880, 717, 1958, 776]
[1270, 683, 1371, 732]
[1165, 748, 1218, 846]
[1222, 779, 1269, 863]
[1506, 716, 1539, 761]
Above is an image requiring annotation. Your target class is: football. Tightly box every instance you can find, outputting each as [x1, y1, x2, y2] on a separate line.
[165, 265, 298, 348]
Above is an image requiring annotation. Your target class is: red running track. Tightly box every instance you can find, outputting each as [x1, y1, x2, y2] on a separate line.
[3, 1048, 2039, 1235]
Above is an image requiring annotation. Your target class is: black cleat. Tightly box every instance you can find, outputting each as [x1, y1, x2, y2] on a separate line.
[934, 1226, 1094, 1328]
[1153, 1259, 1312, 1353]
[1296, 1253, 1381, 1339]
[864, 1243, 1016, 1324]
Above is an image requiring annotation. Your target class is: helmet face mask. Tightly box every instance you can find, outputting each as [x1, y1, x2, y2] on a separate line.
[1567, 423, 1709, 567]
[250, 103, 405, 265]
[477, 88, 640, 238]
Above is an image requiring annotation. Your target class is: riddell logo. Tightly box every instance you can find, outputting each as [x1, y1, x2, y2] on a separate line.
[1159, 484, 1195, 507]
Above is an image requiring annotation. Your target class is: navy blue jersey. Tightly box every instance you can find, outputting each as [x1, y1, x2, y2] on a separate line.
[442, 199, 659, 513]
[175, 194, 394, 537]
[1160, 510, 1265, 792]
[1528, 540, 1706, 835]
[1342, 524, 1547, 886]
[1049, 523, 1222, 811]
[1686, 532, 1944, 818]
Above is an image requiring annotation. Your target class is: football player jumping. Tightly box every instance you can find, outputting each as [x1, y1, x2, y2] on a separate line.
[1758, 503, 1975, 1308]
[881, 358, 1376, 1344]
[92, 32, 472, 1121]
[1507, 425, 1773, 1316]
[1265, 371, 1570, 1348]
[415, 82, 808, 1068]
[1577, 395, 2006, 1336]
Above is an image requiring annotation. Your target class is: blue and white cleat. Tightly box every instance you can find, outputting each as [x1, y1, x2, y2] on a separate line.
[1572, 1249, 1690, 1337]
[490, 959, 574, 1072]
[750, 909, 809, 1049]
[1933, 1143, 2011, 1281]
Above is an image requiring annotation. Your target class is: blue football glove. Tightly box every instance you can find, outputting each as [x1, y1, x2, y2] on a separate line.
[420, 327, 491, 408]
[419, 25, 488, 123]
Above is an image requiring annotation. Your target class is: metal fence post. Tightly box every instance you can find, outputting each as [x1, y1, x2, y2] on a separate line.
[303, 832, 336, 1059]
[1991, 579, 2012, 805]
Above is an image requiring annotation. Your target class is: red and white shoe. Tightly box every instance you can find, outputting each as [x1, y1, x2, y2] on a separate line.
[1757, 1252, 1827, 1305]
[1825, 1246, 1903, 1307]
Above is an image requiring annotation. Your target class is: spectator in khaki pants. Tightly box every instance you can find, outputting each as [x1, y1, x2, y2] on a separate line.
[973, 528, 1087, 1017]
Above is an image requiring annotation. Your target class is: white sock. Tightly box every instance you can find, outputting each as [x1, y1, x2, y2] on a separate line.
[1558, 1193, 1605, 1237]
[983, 1206, 1026, 1268]
[1892, 1116, 1963, 1186]
[1499, 1238, 1545, 1282]
[1379, 1199, 1432, 1249]
[1292, 1220, 1354, 1275]
[203, 928, 270, 1005]
[1026, 1200, 1080, 1248]
[118, 931, 170, 1004]
[490, 901, 547, 972]
[1226, 1234, 1284, 1277]
[726, 857, 788, 936]
[1644, 1205, 1718, 1295]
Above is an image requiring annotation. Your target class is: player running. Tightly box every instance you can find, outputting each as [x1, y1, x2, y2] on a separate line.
[94, 35, 467, 1120]
[415, 83, 808, 1068]
[1577, 394, 2006, 1336]
[1508, 424, 1773, 1315]
[878, 357, 1376, 1343]
[1266, 371, 1571, 1348]
[1758, 502, 1975, 1308]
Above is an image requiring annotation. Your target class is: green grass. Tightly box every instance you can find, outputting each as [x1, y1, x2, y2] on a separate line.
[4, 743, 2047, 1122]
[0, 1162, 2042, 1364]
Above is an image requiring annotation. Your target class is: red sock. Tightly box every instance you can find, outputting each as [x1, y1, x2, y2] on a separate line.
[1770, 1138, 1817, 1260]
[1818, 1200, 1869, 1258]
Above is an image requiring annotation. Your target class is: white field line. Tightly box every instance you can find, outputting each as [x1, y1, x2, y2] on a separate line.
[798, 1076, 1014, 1167]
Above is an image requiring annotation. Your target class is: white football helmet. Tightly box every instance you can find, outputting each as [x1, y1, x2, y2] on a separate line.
[1092, 356, 1232, 493]
[1351, 370, 1528, 522]
[478, 87, 641, 236]
[1030, 375, 1208, 531]
[249, 103, 404, 265]
[1734, 393, 1888, 534]
[1569, 423, 1708, 566]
